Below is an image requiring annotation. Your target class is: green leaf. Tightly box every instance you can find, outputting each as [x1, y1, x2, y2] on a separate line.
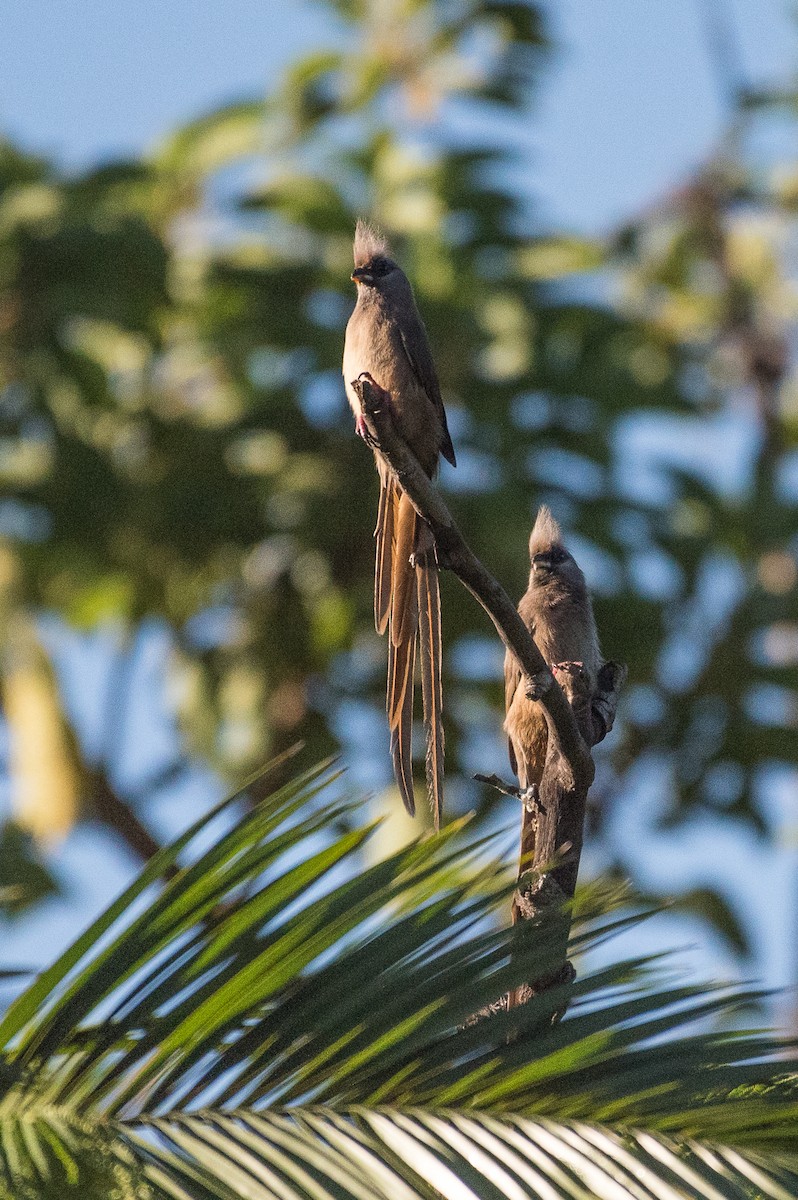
[133, 1109, 798, 1200]
[1, 763, 797, 1196]
[155, 100, 267, 176]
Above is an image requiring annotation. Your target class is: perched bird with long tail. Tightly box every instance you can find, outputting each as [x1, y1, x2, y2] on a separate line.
[343, 221, 456, 827]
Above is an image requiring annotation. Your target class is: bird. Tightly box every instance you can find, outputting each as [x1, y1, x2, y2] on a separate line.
[343, 220, 456, 827]
[503, 506, 602, 920]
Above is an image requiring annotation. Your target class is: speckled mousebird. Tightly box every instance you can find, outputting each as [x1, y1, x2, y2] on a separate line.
[343, 220, 456, 828]
[504, 506, 602, 919]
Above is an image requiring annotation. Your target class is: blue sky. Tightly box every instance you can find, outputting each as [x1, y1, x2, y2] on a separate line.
[1, 0, 794, 231]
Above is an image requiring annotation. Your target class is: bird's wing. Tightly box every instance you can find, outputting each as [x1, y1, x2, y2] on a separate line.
[417, 551, 444, 830]
[503, 648, 522, 728]
[503, 646, 522, 777]
[398, 319, 456, 467]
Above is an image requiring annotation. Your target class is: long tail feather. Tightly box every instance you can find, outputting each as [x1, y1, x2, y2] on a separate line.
[417, 555, 444, 830]
[374, 478, 394, 635]
[387, 591, 417, 816]
[386, 491, 418, 815]
[391, 493, 417, 647]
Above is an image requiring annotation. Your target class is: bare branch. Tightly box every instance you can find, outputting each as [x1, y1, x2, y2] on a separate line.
[352, 373, 594, 790]
[352, 373, 627, 1012]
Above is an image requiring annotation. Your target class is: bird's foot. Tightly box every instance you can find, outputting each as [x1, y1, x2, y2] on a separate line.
[354, 372, 392, 409]
[552, 661, 593, 727]
[551, 661, 584, 678]
[354, 411, 371, 442]
[352, 374, 392, 447]
[524, 669, 553, 701]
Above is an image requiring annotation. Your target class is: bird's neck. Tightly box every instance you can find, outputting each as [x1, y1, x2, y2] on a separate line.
[531, 579, 583, 610]
[356, 287, 388, 315]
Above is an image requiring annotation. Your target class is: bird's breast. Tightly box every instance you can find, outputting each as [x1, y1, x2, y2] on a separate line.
[343, 305, 442, 476]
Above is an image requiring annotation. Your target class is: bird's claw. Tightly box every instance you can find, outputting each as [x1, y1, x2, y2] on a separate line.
[551, 661, 585, 678]
[352, 374, 392, 447]
[354, 411, 373, 443]
[354, 372, 391, 407]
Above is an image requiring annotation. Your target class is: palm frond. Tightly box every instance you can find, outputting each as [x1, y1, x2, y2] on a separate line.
[131, 1109, 798, 1200]
[1, 759, 797, 1199]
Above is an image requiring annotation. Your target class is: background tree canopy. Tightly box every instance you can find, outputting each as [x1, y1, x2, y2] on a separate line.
[0, 0, 797, 1013]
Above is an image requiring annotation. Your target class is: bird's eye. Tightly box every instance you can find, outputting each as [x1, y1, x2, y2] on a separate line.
[372, 258, 391, 277]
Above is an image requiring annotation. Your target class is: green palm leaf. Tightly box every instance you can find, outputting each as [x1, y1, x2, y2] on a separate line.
[1, 760, 796, 1198]
[131, 1110, 798, 1200]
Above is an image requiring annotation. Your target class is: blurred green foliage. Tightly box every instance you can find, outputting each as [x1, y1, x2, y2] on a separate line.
[0, 0, 796, 956]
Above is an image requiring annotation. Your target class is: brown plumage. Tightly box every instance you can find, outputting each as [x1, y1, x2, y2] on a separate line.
[504, 507, 601, 919]
[343, 220, 456, 826]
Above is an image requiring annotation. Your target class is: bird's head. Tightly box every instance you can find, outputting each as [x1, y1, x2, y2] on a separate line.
[528, 505, 586, 593]
[351, 219, 409, 300]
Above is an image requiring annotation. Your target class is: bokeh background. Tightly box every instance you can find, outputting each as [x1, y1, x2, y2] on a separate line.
[1, 0, 797, 1025]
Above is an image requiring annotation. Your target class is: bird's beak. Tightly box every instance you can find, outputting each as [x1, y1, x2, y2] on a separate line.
[351, 267, 373, 285]
[532, 552, 554, 572]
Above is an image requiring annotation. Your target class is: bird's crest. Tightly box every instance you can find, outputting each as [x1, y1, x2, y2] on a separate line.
[353, 219, 390, 267]
[529, 505, 564, 557]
